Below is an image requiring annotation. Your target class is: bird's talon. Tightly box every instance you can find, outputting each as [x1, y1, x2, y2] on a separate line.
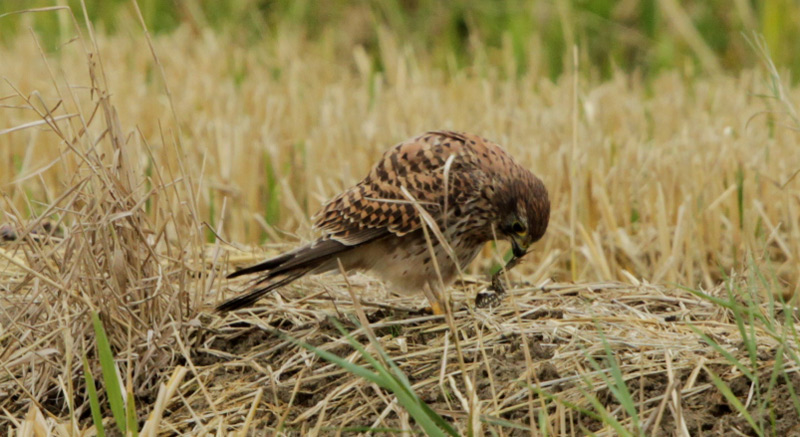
[430, 301, 445, 316]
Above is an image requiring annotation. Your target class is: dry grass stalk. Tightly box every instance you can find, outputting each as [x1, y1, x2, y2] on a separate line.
[1, 5, 204, 435]
[4, 21, 800, 290]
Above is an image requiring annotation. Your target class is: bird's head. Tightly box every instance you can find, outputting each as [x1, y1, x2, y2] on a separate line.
[494, 172, 550, 259]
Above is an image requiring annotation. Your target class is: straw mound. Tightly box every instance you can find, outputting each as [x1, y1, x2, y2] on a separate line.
[193, 274, 796, 435]
[5, 238, 792, 434]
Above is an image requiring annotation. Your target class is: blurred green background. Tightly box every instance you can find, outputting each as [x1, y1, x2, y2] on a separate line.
[1, 0, 798, 80]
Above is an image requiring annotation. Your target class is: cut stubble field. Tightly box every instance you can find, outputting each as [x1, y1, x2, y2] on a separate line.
[2, 10, 800, 436]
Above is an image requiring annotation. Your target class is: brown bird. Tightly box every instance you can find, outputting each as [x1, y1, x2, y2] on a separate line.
[218, 131, 549, 314]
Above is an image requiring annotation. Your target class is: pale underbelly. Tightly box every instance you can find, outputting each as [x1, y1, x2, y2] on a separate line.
[347, 234, 484, 295]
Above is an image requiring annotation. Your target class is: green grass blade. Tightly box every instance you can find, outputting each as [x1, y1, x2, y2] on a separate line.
[82, 354, 106, 437]
[293, 336, 446, 436]
[279, 322, 457, 437]
[736, 164, 744, 229]
[537, 362, 633, 436]
[415, 399, 459, 436]
[538, 408, 548, 435]
[127, 387, 139, 437]
[724, 281, 758, 374]
[782, 371, 800, 417]
[334, 318, 419, 400]
[91, 311, 127, 434]
[532, 386, 601, 419]
[320, 426, 422, 433]
[765, 347, 784, 431]
[706, 367, 762, 436]
[282, 329, 452, 434]
[279, 331, 384, 386]
[479, 415, 530, 430]
[581, 387, 633, 437]
[330, 318, 460, 436]
[597, 331, 640, 431]
[689, 325, 754, 380]
[569, 383, 633, 437]
[678, 285, 735, 310]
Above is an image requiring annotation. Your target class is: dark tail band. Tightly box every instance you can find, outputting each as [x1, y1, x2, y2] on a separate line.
[216, 269, 308, 312]
[218, 239, 354, 312]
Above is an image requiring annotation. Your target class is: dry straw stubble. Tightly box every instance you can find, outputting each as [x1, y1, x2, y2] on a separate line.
[1, 5, 800, 436]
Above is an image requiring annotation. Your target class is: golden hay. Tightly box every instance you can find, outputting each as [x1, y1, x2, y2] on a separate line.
[1, 8, 800, 436]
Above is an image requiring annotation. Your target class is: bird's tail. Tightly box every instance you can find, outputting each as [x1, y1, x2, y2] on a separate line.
[216, 269, 310, 312]
[217, 239, 350, 312]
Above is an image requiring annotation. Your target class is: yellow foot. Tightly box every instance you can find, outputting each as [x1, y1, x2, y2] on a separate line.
[430, 301, 444, 316]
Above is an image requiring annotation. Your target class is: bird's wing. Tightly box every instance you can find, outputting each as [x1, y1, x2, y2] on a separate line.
[312, 131, 480, 245]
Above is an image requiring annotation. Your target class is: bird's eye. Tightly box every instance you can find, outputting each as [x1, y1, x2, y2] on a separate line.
[511, 221, 526, 235]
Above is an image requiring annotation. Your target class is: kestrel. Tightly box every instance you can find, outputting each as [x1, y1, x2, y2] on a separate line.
[218, 131, 550, 314]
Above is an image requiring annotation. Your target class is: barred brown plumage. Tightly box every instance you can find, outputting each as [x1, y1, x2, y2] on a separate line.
[218, 131, 550, 314]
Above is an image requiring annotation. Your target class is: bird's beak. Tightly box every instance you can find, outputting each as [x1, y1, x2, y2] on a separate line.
[510, 235, 530, 259]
